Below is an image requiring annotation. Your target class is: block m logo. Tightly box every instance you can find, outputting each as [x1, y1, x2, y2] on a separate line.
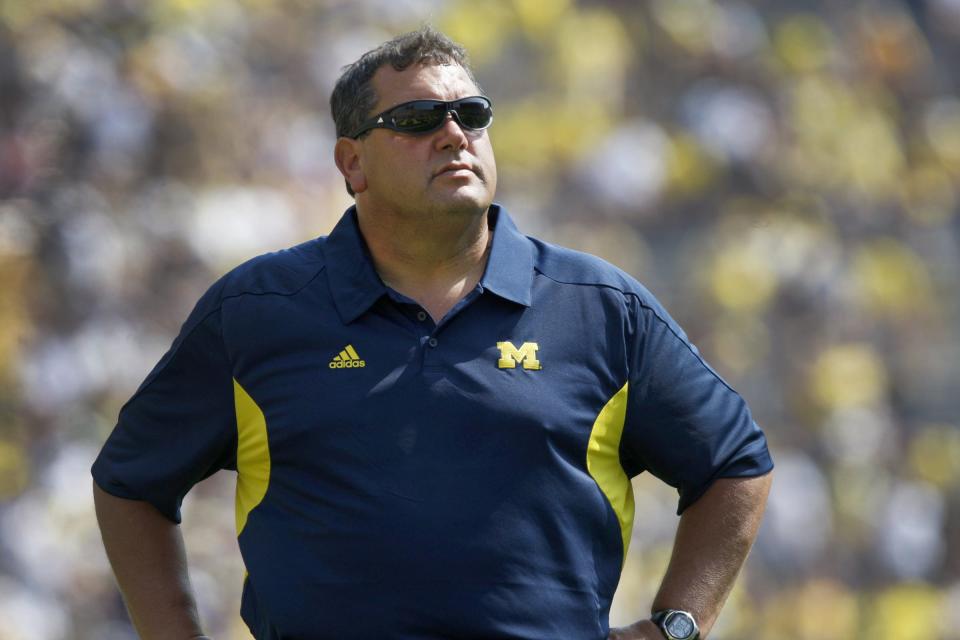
[497, 341, 542, 370]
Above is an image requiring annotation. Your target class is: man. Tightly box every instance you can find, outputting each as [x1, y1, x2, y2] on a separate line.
[93, 27, 773, 640]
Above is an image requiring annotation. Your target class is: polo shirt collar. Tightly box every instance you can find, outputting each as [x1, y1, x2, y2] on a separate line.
[481, 204, 534, 308]
[323, 207, 388, 324]
[323, 203, 534, 324]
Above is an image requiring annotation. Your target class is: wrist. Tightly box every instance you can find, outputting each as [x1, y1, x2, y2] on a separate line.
[608, 619, 663, 640]
[645, 619, 666, 639]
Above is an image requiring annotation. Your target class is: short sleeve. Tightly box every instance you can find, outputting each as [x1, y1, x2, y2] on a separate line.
[92, 282, 238, 523]
[620, 294, 773, 514]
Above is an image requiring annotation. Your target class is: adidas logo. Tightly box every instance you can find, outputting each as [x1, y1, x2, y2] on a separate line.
[329, 344, 366, 369]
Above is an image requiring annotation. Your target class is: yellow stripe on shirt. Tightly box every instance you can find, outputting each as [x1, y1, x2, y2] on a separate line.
[586, 381, 634, 565]
[234, 378, 270, 536]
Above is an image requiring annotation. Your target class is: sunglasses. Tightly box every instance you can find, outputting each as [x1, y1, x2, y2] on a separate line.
[349, 96, 494, 139]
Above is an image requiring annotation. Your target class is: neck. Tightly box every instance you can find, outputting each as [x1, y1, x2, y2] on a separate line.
[355, 204, 493, 320]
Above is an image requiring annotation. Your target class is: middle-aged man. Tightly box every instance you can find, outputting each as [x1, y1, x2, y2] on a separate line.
[93, 27, 773, 640]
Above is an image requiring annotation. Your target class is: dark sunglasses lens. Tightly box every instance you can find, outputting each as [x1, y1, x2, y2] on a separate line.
[454, 99, 493, 129]
[391, 102, 447, 132]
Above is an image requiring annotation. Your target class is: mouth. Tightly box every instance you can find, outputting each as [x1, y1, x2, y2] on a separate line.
[433, 163, 478, 179]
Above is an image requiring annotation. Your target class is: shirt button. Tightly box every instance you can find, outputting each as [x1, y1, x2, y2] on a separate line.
[416, 311, 427, 321]
[428, 338, 438, 348]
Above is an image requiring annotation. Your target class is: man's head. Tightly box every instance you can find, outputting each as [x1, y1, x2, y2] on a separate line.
[331, 27, 497, 219]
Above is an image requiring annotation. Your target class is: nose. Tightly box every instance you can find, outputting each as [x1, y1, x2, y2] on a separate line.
[434, 112, 469, 151]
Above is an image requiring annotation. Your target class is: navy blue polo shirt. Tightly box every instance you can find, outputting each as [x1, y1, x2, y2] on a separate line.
[93, 204, 772, 640]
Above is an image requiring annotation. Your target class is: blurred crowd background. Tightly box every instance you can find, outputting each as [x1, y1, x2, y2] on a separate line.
[1, 0, 959, 638]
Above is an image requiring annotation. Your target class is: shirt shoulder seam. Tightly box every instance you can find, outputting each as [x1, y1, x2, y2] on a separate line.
[534, 267, 740, 397]
[220, 263, 327, 305]
[123, 264, 327, 407]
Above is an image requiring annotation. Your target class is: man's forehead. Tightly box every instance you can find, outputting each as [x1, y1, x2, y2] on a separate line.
[370, 63, 479, 109]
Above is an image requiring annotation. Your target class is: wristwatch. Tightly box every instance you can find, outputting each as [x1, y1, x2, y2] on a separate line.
[651, 609, 700, 640]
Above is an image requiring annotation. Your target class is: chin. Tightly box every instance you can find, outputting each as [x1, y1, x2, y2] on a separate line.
[430, 189, 492, 217]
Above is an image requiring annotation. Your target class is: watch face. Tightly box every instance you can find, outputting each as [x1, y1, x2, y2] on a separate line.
[666, 612, 695, 638]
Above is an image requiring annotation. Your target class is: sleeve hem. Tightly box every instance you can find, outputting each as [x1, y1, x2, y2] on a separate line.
[676, 457, 774, 515]
[91, 465, 183, 524]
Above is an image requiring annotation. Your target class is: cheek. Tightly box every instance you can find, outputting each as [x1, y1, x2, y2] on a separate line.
[475, 142, 498, 185]
[387, 144, 430, 179]
[484, 148, 497, 180]
[367, 137, 422, 171]
[366, 149, 422, 192]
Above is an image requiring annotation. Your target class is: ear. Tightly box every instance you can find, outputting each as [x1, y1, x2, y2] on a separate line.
[334, 137, 367, 194]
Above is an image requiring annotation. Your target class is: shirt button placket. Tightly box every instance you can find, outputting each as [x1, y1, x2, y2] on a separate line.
[422, 333, 440, 369]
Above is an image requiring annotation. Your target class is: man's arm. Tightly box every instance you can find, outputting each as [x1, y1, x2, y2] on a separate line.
[93, 481, 209, 640]
[609, 472, 773, 639]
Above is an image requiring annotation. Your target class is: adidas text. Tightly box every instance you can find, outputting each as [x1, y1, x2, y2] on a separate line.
[329, 359, 365, 369]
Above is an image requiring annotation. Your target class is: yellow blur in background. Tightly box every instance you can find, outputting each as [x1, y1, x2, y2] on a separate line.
[2, 0, 960, 638]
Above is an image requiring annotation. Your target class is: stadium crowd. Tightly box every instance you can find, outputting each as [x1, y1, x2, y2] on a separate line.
[1, 0, 960, 638]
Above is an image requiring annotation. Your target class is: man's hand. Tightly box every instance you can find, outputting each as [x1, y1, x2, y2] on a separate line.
[608, 619, 662, 639]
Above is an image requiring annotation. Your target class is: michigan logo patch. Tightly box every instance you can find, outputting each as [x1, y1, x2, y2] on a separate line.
[496, 341, 541, 370]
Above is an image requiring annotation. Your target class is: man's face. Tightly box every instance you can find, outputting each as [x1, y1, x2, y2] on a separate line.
[353, 62, 497, 220]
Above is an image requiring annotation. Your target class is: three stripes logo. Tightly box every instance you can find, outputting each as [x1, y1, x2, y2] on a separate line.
[329, 344, 366, 369]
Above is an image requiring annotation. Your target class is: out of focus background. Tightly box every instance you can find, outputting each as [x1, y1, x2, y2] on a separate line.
[1, 0, 959, 638]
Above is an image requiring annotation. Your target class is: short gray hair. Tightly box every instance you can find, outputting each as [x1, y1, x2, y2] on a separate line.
[330, 26, 482, 196]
